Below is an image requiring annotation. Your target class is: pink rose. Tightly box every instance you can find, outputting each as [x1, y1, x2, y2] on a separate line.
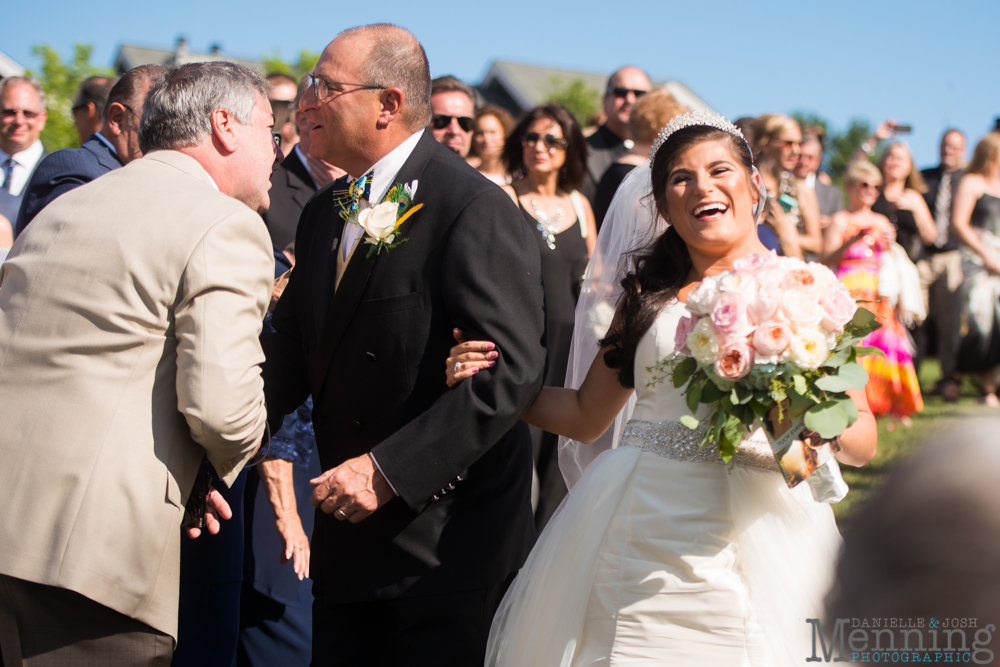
[674, 315, 697, 354]
[710, 292, 755, 343]
[752, 320, 792, 357]
[715, 342, 753, 380]
[752, 286, 783, 323]
[819, 287, 857, 333]
[780, 267, 822, 294]
[781, 289, 824, 331]
[732, 250, 778, 275]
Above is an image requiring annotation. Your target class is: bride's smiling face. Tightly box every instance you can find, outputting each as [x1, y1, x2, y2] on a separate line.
[661, 139, 759, 254]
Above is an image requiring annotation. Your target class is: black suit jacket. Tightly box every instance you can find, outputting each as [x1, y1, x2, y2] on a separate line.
[15, 135, 120, 236]
[261, 132, 547, 603]
[920, 165, 963, 253]
[581, 124, 625, 207]
[262, 147, 317, 251]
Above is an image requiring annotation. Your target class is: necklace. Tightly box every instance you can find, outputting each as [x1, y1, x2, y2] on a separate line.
[529, 194, 566, 250]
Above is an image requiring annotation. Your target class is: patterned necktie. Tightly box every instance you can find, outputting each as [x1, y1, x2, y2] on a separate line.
[934, 171, 953, 247]
[0, 157, 13, 193]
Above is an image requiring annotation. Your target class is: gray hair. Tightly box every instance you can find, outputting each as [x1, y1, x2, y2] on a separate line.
[0, 76, 46, 109]
[138, 62, 271, 154]
[338, 24, 431, 130]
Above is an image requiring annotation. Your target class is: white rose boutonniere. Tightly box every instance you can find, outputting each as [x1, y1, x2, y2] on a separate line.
[338, 179, 423, 258]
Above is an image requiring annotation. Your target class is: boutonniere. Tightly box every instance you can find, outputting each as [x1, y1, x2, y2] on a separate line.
[338, 179, 424, 259]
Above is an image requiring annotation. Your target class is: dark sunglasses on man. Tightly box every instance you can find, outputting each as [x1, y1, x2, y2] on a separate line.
[521, 132, 568, 152]
[431, 114, 474, 133]
[1, 108, 42, 120]
[608, 87, 648, 100]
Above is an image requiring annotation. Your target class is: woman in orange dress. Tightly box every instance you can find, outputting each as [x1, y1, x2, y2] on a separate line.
[823, 161, 924, 419]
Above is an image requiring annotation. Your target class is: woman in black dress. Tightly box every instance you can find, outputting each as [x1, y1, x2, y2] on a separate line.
[951, 133, 1000, 406]
[500, 103, 597, 529]
[873, 142, 937, 263]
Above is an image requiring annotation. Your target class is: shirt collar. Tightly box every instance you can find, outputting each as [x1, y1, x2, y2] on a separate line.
[294, 144, 312, 178]
[0, 140, 44, 167]
[349, 129, 424, 204]
[93, 132, 118, 156]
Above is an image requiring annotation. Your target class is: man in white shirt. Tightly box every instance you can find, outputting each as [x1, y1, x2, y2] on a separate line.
[0, 77, 47, 221]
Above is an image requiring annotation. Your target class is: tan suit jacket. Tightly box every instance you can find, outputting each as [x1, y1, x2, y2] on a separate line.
[0, 150, 272, 639]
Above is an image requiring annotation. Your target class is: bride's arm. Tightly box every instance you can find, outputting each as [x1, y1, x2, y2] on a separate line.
[834, 388, 877, 467]
[521, 347, 633, 443]
[446, 333, 633, 443]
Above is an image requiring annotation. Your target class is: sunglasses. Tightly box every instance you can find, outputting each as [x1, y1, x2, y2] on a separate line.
[1, 108, 42, 120]
[431, 114, 474, 133]
[609, 87, 648, 99]
[272, 130, 282, 149]
[856, 182, 880, 190]
[521, 132, 568, 152]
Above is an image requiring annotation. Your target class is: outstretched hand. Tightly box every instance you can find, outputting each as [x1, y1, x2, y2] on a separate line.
[185, 487, 232, 539]
[445, 329, 498, 387]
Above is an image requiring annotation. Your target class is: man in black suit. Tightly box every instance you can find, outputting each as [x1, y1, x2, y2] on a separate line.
[262, 76, 344, 252]
[262, 23, 546, 666]
[918, 128, 967, 401]
[15, 64, 165, 235]
[581, 65, 651, 211]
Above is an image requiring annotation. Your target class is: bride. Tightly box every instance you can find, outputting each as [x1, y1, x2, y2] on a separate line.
[446, 113, 877, 666]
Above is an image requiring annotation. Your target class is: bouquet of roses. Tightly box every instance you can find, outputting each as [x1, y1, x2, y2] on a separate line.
[662, 251, 881, 488]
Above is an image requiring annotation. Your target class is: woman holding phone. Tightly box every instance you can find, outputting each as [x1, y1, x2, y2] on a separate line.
[824, 161, 924, 421]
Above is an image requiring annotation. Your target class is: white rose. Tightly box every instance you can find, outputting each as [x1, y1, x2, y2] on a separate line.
[719, 271, 760, 303]
[789, 329, 830, 370]
[806, 262, 840, 291]
[356, 201, 399, 241]
[687, 317, 722, 366]
[781, 289, 824, 331]
[687, 278, 722, 316]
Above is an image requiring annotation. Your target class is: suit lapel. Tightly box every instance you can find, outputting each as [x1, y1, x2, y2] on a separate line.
[83, 135, 124, 172]
[313, 132, 437, 395]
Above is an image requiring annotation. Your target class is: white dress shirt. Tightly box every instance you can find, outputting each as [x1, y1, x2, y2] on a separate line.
[342, 129, 424, 261]
[340, 129, 424, 494]
[0, 140, 45, 196]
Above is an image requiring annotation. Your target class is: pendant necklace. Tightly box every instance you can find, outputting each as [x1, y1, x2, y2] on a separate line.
[530, 194, 565, 250]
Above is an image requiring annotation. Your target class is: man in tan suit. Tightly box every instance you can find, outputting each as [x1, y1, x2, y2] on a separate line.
[0, 62, 279, 666]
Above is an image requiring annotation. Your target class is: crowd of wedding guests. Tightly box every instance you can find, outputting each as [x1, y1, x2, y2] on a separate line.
[1, 39, 1000, 664]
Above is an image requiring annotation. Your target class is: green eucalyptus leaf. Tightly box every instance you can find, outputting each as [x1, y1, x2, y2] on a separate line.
[749, 399, 768, 418]
[701, 381, 724, 403]
[686, 383, 702, 414]
[839, 394, 859, 427]
[734, 383, 754, 405]
[804, 400, 850, 438]
[822, 346, 852, 368]
[792, 374, 808, 396]
[672, 356, 698, 388]
[723, 414, 744, 448]
[814, 362, 869, 393]
[680, 414, 700, 430]
[854, 346, 885, 359]
[846, 306, 882, 337]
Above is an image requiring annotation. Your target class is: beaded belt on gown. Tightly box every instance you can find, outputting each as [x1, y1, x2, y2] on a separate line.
[619, 419, 780, 473]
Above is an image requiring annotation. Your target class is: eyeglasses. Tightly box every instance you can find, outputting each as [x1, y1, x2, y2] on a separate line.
[431, 114, 474, 133]
[521, 132, 568, 152]
[856, 182, 880, 190]
[608, 87, 648, 99]
[272, 130, 282, 149]
[775, 139, 802, 149]
[307, 74, 386, 102]
[1, 108, 42, 121]
[71, 103, 90, 113]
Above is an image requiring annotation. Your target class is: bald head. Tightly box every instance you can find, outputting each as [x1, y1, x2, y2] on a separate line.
[336, 23, 431, 130]
[603, 66, 652, 139]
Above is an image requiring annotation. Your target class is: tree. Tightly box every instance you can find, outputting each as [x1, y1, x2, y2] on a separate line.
[827, 119, 872, 185]
[544, 77, 600, 127]
[262, 50, 321, 82]
[27, 44, 114, 152]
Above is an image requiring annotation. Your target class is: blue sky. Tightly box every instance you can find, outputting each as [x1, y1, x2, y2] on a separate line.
[6, 0, 998, 166]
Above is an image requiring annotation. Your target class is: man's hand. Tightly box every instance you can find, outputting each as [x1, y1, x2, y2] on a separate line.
[185, 487, 232, 539]
[310, 454, 394, 523]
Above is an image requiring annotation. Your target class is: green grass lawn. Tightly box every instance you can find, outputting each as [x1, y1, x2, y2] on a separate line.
[832, 360, 996, 525]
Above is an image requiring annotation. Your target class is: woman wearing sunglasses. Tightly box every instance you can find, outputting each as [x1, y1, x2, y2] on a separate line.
[496, 102, 596, 529]
[823, 160, 923, 422]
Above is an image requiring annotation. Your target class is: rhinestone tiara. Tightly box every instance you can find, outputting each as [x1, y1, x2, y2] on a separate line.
[649, 111, 748, 160]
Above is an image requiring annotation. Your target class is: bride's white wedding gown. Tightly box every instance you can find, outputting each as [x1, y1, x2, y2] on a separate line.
[486, 300, 842, 666]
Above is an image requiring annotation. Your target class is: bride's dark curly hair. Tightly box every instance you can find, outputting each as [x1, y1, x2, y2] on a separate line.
[600, 125, 756, 388]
